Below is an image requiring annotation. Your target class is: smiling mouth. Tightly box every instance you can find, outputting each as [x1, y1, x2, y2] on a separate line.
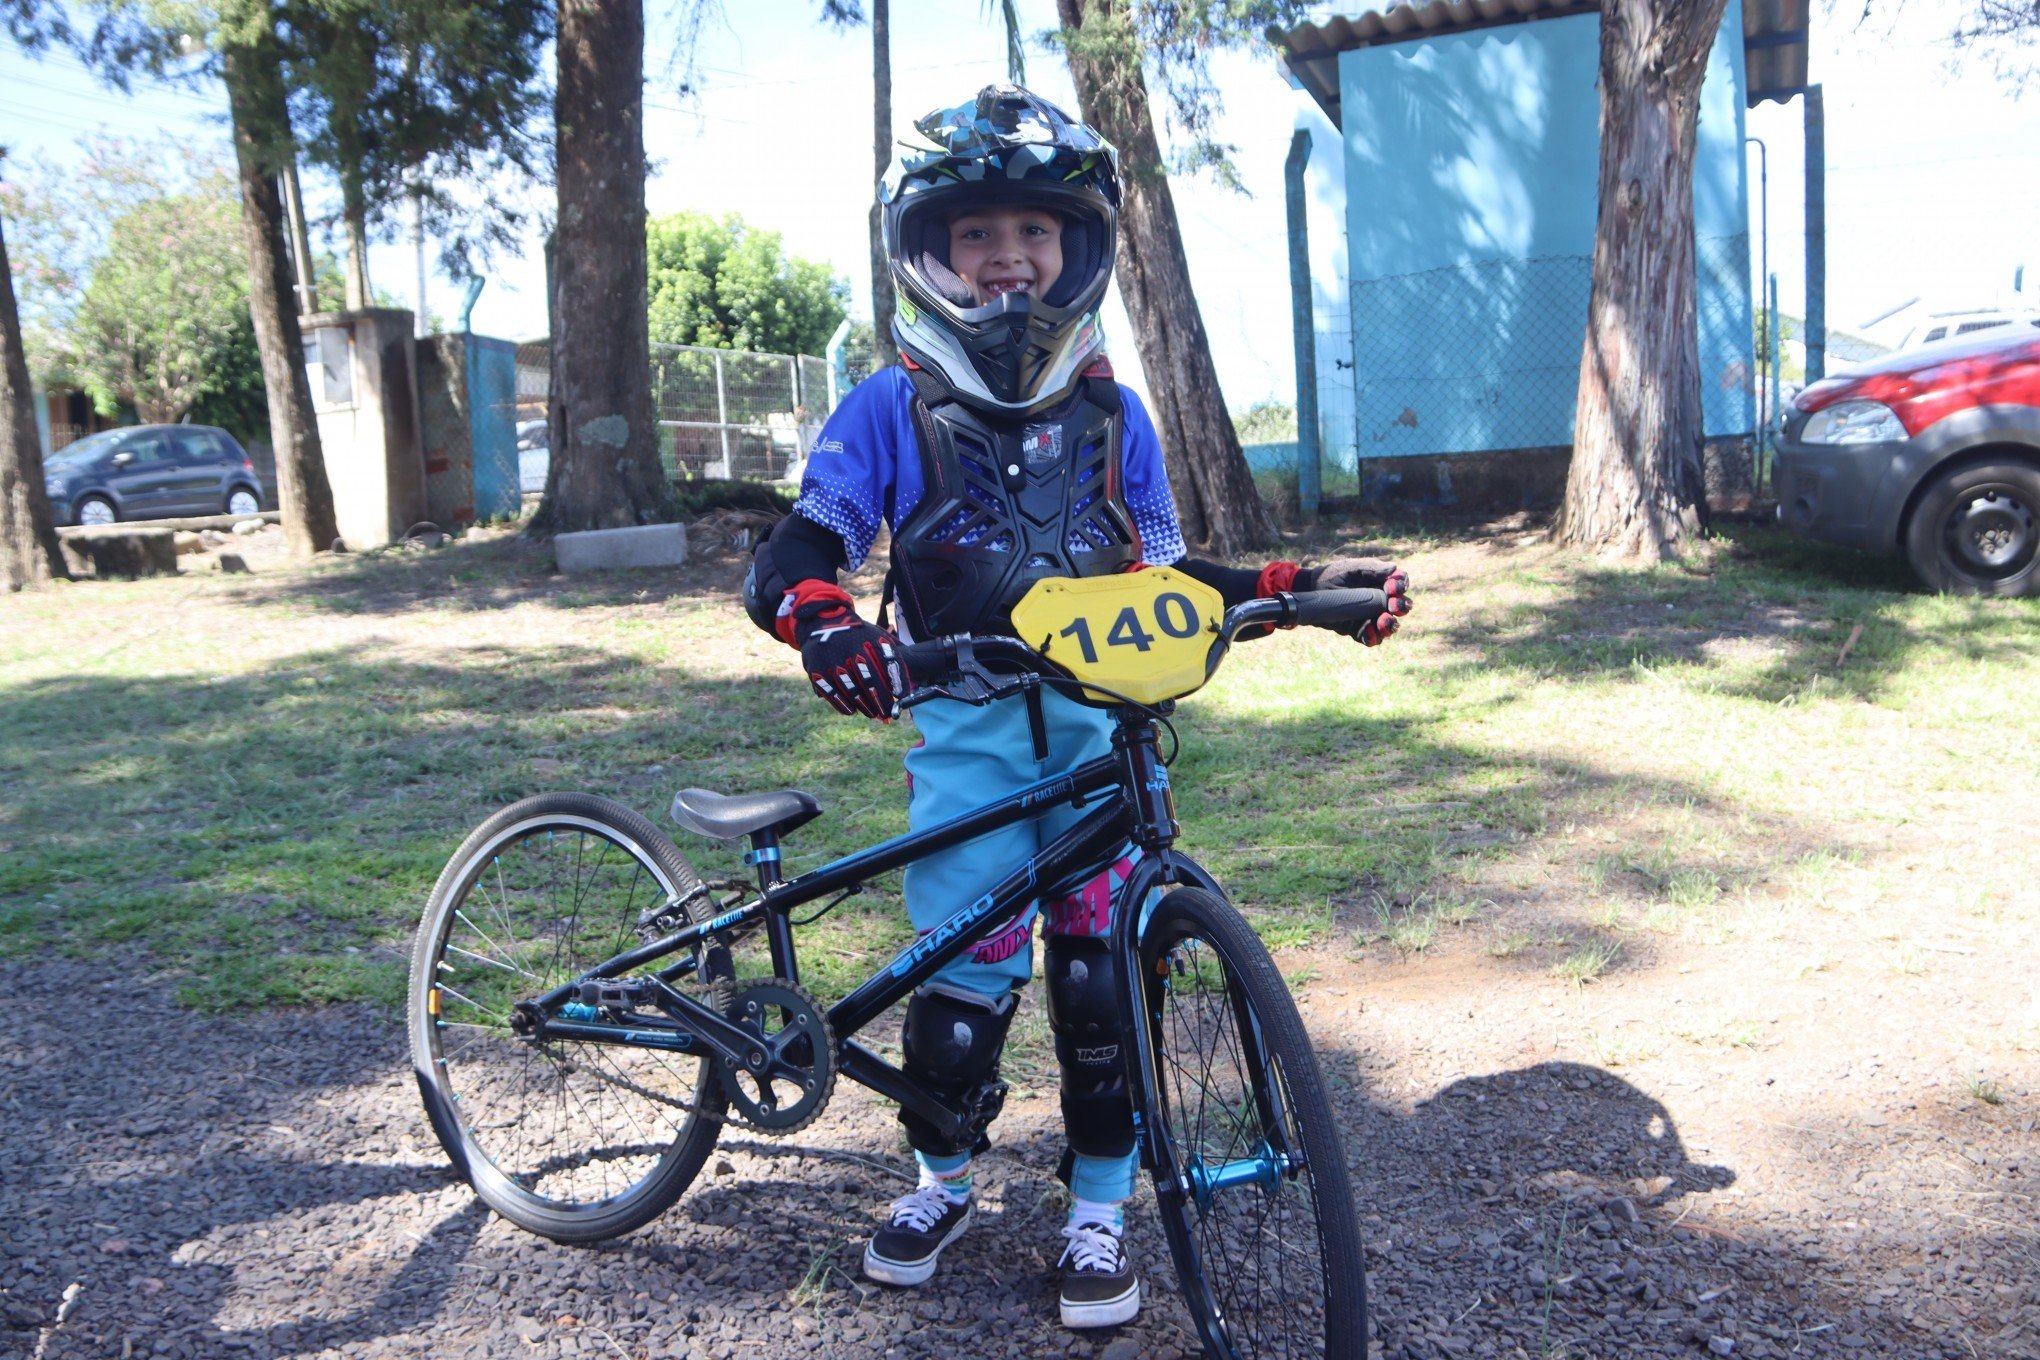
[983, 279, 1034, 298]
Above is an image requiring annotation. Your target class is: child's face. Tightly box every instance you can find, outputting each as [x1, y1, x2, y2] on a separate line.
[946, 205, 1064, 306]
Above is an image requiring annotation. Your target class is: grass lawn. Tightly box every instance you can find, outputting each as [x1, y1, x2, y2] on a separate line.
[1, 515, 2034, 1030]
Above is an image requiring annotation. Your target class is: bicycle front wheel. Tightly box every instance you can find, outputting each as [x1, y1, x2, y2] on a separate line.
[407, 793, 727, 1244]
[1139, 888, 1367, 1359]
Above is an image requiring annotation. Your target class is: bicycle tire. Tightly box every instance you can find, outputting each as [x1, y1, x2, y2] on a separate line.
[408, 792, 728, 1244]
[1139, 887, 1367, 1359]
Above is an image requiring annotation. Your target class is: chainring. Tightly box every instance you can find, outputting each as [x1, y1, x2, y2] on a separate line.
[714, 979, 836, 1134]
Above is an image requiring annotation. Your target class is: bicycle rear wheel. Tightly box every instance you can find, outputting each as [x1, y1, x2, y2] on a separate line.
[1139, 888, 1366, 1359]
[407, 793, 727, 1243]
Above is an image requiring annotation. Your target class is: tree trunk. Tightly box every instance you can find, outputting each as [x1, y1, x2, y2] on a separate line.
[868, 0, 895, 370]
[531, 0, 673, 534]
[1055, 0, 1277, 558]
[341, 187, 372, 311]
[0, 207, 69, 591]
[224, 35, 343, 560]
[1554, 0, 1726, 560]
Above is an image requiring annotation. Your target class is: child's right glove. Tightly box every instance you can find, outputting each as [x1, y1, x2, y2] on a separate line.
[774, 581, 909, 719]
[1257, 557, 1413, 645]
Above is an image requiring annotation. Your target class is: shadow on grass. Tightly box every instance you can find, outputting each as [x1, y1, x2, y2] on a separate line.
[0, 621, 1857, 1011]
[1427, 522, 2036, 706]
[215, 529, 760, 619]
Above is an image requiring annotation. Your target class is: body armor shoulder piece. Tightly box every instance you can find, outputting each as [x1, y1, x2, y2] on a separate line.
[890, 368, 1139, 640]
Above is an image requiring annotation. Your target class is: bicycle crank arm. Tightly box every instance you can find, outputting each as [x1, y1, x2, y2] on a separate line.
[525, 984, 771, 1076]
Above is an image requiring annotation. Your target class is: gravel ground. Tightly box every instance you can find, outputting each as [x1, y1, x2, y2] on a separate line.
[4, 947, 2032, 1360]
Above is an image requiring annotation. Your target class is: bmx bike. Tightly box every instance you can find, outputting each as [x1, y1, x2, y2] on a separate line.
[407, 569, 1383, 1359]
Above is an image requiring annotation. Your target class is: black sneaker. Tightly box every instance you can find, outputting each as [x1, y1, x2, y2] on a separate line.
[1058, 1221, 1140, 1328]
[862, 1182, 972, 1286]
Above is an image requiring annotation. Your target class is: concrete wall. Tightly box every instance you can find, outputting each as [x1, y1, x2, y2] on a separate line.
[305, 308, 425, 549]
[1331, 11, 1755, 461]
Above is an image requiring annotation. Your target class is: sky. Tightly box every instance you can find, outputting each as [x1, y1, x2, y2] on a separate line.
[3, 0, 2037, 406]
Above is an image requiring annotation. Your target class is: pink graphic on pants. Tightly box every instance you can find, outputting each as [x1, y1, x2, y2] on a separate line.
[970, 907, 1038, 963]
[1044, 855, 1136, 938]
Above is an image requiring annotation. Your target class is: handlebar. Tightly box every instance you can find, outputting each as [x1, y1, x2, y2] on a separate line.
[892, 587, 1392, 710]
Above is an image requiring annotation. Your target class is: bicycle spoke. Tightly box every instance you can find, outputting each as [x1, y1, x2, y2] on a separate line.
[1144, 892, 1358, 1360]
[413, 802, 722, 1237]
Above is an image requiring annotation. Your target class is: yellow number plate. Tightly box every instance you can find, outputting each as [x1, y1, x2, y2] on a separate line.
[1010, 568, 1226, 705]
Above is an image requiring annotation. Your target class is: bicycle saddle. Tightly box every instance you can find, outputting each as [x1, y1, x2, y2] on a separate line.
[669, 787, 822, 841]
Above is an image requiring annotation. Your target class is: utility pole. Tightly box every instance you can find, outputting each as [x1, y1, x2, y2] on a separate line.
[280, 156, 319, 315]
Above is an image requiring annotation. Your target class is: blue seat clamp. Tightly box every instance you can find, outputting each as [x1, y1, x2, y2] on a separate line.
[744, 846, 783, 867]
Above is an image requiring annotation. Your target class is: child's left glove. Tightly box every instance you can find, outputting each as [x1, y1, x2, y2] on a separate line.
[775, 581, 910, 719]
[1257, 558, 1413, 646]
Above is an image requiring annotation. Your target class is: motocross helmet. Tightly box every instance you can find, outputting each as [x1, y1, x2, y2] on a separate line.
[881, 84, 1120, 415]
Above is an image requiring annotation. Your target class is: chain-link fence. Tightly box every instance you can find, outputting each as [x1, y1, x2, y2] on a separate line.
[510, 339, 836, 486]
[1238, 234, 1760, 509]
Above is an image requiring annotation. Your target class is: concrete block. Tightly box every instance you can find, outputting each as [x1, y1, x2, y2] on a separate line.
[59, 528, 179, 579]
[553, 522, 689, 573]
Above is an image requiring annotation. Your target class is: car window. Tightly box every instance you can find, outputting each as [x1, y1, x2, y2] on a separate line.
[120, 431, 173, 466]
[171, 429, 224, 466]
[47, 429, 127, 465]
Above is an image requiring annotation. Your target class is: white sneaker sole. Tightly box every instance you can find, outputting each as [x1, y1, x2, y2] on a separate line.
[862, 1205, 973, 1287]
[1060, 1277, 1140, 1329]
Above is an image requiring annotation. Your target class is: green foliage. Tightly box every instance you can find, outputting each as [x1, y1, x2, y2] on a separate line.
[646, 210, 850, 356]
[0, 135, 225, 385]
[1051, 0, 1317, 189]
[70, 179, 251, 423]
[285, 0, 552, 275]
[1233, 398, 1297, 444]
[1753, 306, 1805, 382]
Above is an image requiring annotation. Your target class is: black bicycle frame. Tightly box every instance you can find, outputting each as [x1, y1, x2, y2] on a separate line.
[523, 705, 1227, 1164]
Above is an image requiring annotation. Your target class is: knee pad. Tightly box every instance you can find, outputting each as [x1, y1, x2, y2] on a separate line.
[898, 984, 1018, 1157]
[1044, 935, 1135, 1162]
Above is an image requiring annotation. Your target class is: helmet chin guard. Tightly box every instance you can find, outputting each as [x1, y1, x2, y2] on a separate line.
[882, 85, 1120, 415]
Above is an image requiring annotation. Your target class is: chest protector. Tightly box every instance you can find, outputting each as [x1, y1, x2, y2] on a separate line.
[890, 367, 1140, 640]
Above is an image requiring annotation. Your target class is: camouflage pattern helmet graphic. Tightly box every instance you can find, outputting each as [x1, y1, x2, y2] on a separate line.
[881, 84, 1121, 414]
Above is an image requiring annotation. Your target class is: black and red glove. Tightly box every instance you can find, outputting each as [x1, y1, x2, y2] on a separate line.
[1258, 557, 1413, 646]
[775, 580, 909, 719]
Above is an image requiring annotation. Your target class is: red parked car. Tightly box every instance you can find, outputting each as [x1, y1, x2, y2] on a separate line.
[1776, 326, 2040, 596]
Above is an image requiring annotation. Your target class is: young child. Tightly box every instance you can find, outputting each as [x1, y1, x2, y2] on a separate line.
[742, 84, 1410, 1329]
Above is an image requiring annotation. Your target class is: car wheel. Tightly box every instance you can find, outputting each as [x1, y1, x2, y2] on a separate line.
[76, 495, 118, 527]
[1903, 460, 2040, 597]
[225, 486, 261, 517]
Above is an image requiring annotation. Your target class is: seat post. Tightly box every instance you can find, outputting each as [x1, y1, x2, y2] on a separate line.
[745, 829, 800, 982]
[744, 830, 785, 891]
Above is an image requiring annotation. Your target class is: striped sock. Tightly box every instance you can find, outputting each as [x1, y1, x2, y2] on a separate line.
[1069, 1196, 1125, 1235]
[919, 1158, 973, 1204]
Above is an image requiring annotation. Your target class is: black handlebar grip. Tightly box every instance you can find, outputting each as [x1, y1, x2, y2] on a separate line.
[1287, 587, 1389, 629]
[896, 640, 951, 681]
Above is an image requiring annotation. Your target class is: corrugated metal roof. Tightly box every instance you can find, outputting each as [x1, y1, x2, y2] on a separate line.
[1273, 0, 1809, 126]
[1743, 0, 1809, 106]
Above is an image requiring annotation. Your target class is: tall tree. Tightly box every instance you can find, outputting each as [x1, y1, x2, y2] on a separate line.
[0, 173, 70, 590]
[70, 182, 250, 424]
[532, 0, 673, 533]
[1054, 0, 1278, 556]
[64, 0, 341, 556]
[812, 0, 895, 371]
[286, 0, 552, 311]
[220, 11, 343, 557]
[868, 0, 894, 372]
[1554, 0, 1728, 559]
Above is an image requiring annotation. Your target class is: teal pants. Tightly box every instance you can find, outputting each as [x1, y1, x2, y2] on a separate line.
[902, 687, 1142, 1203]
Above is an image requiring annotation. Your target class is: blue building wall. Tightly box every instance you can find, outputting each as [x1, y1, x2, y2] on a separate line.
[467, 335, 521, 520]
[1334, 10, 1754, 460]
